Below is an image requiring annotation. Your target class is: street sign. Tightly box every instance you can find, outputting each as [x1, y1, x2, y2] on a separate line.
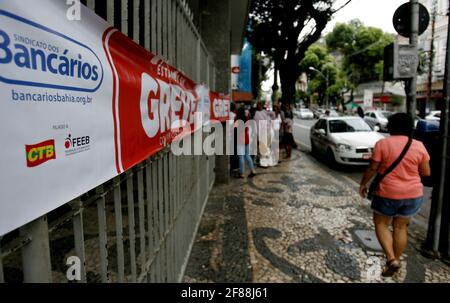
[363, 90, 373, 108]
[384, 42, 419, 80]
[393, 2, 430, 37]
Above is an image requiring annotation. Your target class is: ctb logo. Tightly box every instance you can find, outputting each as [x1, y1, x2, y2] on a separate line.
[25, 140, 56, 167]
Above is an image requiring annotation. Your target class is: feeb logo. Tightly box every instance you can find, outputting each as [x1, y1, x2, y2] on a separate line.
[0, 9, 103, 93]
[25, 139, 56, 167]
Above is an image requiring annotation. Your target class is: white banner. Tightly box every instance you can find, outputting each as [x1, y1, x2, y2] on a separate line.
[0, 0, 229, 236]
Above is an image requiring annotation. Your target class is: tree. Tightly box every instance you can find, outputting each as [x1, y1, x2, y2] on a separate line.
[248, 0, 352, 105]
[326, 20, 394, 87]
[300, 44, 345, 107]
[252, 52, 272, 100]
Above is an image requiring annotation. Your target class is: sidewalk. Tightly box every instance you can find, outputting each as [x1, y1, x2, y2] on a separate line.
[183, 149, 450, 283]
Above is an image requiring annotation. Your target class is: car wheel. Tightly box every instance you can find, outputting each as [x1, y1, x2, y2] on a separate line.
[310, 140, 317, 156]
[326, 148, 337, 168]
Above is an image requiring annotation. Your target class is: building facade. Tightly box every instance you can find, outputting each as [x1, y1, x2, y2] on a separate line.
[417, 0, 449, 113]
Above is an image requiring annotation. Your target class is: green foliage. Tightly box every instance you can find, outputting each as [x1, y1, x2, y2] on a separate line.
[252, 52, 272, 99]
[325, 19, 394, 85]
[390, 95, 404, 107]
[300, 43, 347, 107]
[248, 0, 352, 104]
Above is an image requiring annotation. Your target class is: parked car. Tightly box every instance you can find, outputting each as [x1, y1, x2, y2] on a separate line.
[319, 109, 339, 118]
[297, 108, 314, 119]
[363, 110, 393, 132]
[313, 108, 325, 119]
[425, 110, 441, 121]
[310, 117, 385, 166]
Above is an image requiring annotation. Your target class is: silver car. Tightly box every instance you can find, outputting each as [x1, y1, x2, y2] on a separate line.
[363, 110, 393, 132]
[298, 108, 314, 119]
[310, 117, 385, 166]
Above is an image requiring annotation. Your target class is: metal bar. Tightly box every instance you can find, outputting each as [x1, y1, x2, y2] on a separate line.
[157, 155, 164, 281]
[168, 153, 174, 282]
[121, 0, 128, 35]
[71, 198, 87, 283]
[87, 0, 95, 10]
[0, 237, 4, 283]
[167, 0, 172, 63]
[162, 0, 168, 59]
[163, 154, 170, 282]
[20, 216, 52, 283]
[145, 160, 155, 282]
[167, 153, 172, 283]
[133, 0, 140, 43]
[137, 163, 147, 280]
[96, 185, 109, 283]
[171, 152, 176, 282]
[106, 0, 115, 24]
[406, 0, 419, 119]
[157, 0, 162, 55]
[113, 176, 125, 282]
[176, 4, 181, 69]
[126, 171, 137, 283]
[151, 157, 160, 282]
[151, 0, 157, 53]
[144, 0, 151, 50]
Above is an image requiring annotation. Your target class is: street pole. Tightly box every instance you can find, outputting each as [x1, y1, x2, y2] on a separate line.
[425, 0, 437, 118]
[409, 0, 419, 120]
[440, 1, 450, 262]
[424, 0, 450, 258]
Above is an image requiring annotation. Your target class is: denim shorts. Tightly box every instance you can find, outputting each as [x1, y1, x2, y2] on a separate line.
[371, 196, 423, 218]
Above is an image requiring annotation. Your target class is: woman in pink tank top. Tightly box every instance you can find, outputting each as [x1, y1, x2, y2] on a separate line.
[359, 113, 431, 277]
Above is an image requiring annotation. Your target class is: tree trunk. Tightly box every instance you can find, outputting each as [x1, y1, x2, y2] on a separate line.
[279, 66, 297, 106]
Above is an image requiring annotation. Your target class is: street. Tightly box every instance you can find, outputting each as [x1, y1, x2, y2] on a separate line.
[292, 117, 432, 230]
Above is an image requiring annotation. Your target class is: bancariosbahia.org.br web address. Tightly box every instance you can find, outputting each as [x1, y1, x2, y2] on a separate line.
[11, 89, 93, 105]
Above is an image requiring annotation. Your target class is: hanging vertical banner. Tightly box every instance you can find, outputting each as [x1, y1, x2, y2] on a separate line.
[0, 0, 229, 236]
[238, 39, 252, 94]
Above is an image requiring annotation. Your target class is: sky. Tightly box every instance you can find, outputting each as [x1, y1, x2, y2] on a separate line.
[324, 0, 411, 34]
[261, 0, 411, 92]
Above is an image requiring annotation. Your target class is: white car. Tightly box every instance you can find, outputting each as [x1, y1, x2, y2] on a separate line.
[363, 110, 393, 132]
[425, 110, 441, 121]
[310, 117, 385, 166]
[297, 108, 314, 119]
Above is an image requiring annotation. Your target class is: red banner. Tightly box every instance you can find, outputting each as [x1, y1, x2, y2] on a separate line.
[104, 28, 230, 173]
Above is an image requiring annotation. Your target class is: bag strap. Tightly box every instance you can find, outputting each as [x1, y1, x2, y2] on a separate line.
[378, 137, 413, 182]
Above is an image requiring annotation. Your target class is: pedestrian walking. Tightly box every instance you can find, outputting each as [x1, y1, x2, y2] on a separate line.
[282, 110, 295, 159]
[229, 103, 239, 177]
[254, 102, 272, 167]
[235, 107, 256, 179]
[359, 113, 431, 277]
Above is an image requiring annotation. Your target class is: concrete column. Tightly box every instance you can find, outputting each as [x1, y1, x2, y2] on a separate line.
[200, 0, 231, 184]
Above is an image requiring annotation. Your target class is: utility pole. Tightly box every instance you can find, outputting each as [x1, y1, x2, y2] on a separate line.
[423, 0, 450, 261]
[408, 0, 419, 120]
[425, 0, 437, 118]
[440, 0, 450, 264]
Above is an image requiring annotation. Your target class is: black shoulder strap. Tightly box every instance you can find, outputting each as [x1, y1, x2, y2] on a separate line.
[380, 137, 413, 180]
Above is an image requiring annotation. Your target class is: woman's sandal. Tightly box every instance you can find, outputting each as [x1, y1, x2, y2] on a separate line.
[381, 259, 401, 277]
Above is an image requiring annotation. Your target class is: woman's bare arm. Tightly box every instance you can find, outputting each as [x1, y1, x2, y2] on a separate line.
[359, 160, 381, 198]
[419, 160, 431, 177]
